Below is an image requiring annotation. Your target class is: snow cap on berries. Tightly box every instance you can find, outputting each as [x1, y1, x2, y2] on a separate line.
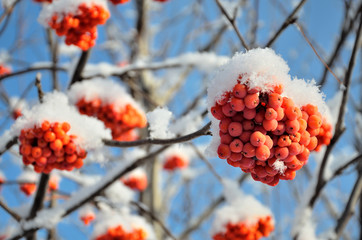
[38, 0, 108, 27]
[1, 91, 111, 151]
[211, 179, 273, 235]
[68, 78, 145, 115]
[147, 107, 174, 139]
[92, 211, 155, 240]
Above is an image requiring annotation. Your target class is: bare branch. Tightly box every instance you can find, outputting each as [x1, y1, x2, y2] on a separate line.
[0, 198, 21, 222]
[35, 73, 44, 103]
[0, 136, 18, 157]
[266, 0, 308, 47]
[68, 49, 92, 88]
[214, 0, 250, 50]
[103, 121, 211, 148]
[0, 66, 67, 82]
[294, 23, 343, 86]
[131, 201, 178, 240]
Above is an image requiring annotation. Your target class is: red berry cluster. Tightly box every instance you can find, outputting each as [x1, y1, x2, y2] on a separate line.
[20, 183, 37, 196]
[48, 3, 110, 50]
[211, 78, 332, 186]
[122, 174, 148, 191]
[95, 225, 147, 240]
[76, 98, 147, 140]
[19, 121, 87, 173]
[0, 65, 10, 76]
[12, 109, 22, 120]
[109, 0, 129, 4]
[81, 212, 96, 225]
[213, 216, 274, 240]
[163, 154, 189, 171]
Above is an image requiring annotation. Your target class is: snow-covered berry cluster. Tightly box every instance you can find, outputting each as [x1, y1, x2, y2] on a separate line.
[95, 225, 147, 240]
[69, 79, 147, 141]
[208, 48, 332, 186]
[0, 65, 10, 76]
[33, 0, 52, 3]
[213, 216, 274, 240]
[121, 168, 148, 192]
[39, 0, 110, 50]
[109, 0, 129, 4]
[19, 121, 87, 173]
[161, 146, 191, 171]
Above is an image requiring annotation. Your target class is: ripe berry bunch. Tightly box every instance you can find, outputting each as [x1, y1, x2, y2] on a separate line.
[19, 121, 87, 173]
[95, 225, 147, 240]
[121, 171, 148, 191]
[81, 212, 96, 225]
[76, 98, 146, 140]
[163, 154, 189, 171]
[48, 3, 110, 50]
[109, 0, 129, 4]
[20, 183, 37, 196]
[0, 65, 11, 76]
[211, 77, 332, 186]
[213, 216, 274, 240]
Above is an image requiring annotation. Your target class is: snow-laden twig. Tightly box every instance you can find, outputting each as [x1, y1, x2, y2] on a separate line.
[103, 121, 211, 148]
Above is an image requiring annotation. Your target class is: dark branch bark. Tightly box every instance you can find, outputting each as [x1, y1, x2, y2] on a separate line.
[0, 199, 21, 222]
[68, 50, 91, 88]
[35, 73, 44, 103]
[265, 0, 308, 47]
[103, 121, 211, 148]
[0, 66, 67, 82]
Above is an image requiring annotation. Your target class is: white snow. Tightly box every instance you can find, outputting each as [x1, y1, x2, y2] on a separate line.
[79, 204, 95, 218]
[0, 170, 5, 181]
[0, 91, 112, 151]
[123, 167, 147, 179]
[38, 0, 108, 27]
[211, 179, 273, 235]
[291, 207, 317, 240]
[273, 159, 287, 174]
[161, 145, 193, 165]
[58, 44, 80, 56]
[18, 170, 38, 183]
[81, 52, 228, 78]
[92, 211, 155, 240]
[68, 78, 146, 115]
[22, 207, 65, 230]
[1, 0, 16, 8]
[104, 181, 134, 205]
[207, 48, 329, 156]
[169, 110, 204, 136]
[9, 97, 28, 112]
[147, 107, 174, 139]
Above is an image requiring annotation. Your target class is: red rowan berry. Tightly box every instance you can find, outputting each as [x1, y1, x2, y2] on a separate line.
[216, 92, 230, 105]
[243, 143, 256, 158]
[44, 131, 56, 142]
[239, 131, 251, 143]
[219, 118, 232, 133]
[285, 119, 300, 134]
[308, 115, 322, 129]
[288, 142, 302, 155]
[272, 122, 285, 135]
[230, 97, 245, 111]
[31, 147, 42, 158]
[277, 135, 291, 147]
[274, 147, 289, 159]
[242, 120, 255, 131]
[265, 108, 277, 120]
[229, 139, 243, 153]
[243, 107, 256, 120]
[217, 144, 231, 159]
[211, 105, 224, 120]
[220, 133, 233, 144]
[244, 93, 260, 109]
[222, 103, 237, 117]
[239, 157, 255, 169]
[262, 119, 278, 131]
[228, 122, 243, 137]
[250, 131, 266, 147]
[268, 93, 282, 109]
[254, 109, 266, 123]
[306, 136, 318, 150]
[229, 152, 243, 162]
[254, 165, 268, 178]
[255, 145, 270, 161]
[232, 83, 247, 98]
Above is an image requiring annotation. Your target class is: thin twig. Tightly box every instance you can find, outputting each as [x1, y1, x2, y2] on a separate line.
[189, 143, 223, 183]
[0, 198, 21, 222]
[266, 0, 308, 47]
[334, 175, 362, 238]
[294, 22, 343, 86]
[214, 0, 250, 50]
[0, 136, 18, 156]
[0, 66, 67, 82]
[35, 73, 44, 103]
[68, 49, 91, 88]
[103, 121, 211, 148]
[179, 174, 248, 239]
[331, 154, 362, 179]
[26, 174, 50, 240]
[131, 201, 178, 240]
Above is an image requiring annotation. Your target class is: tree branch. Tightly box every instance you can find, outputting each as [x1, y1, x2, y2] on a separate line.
[0, 198, 21, 222]
[266, 0, 308, 47]
[0, 66, 67, 82]
[103, 121, 211, 148]
[214, 0, 250, 50]
[68, 49, 91, 88]
[35, 73, 44, 103]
